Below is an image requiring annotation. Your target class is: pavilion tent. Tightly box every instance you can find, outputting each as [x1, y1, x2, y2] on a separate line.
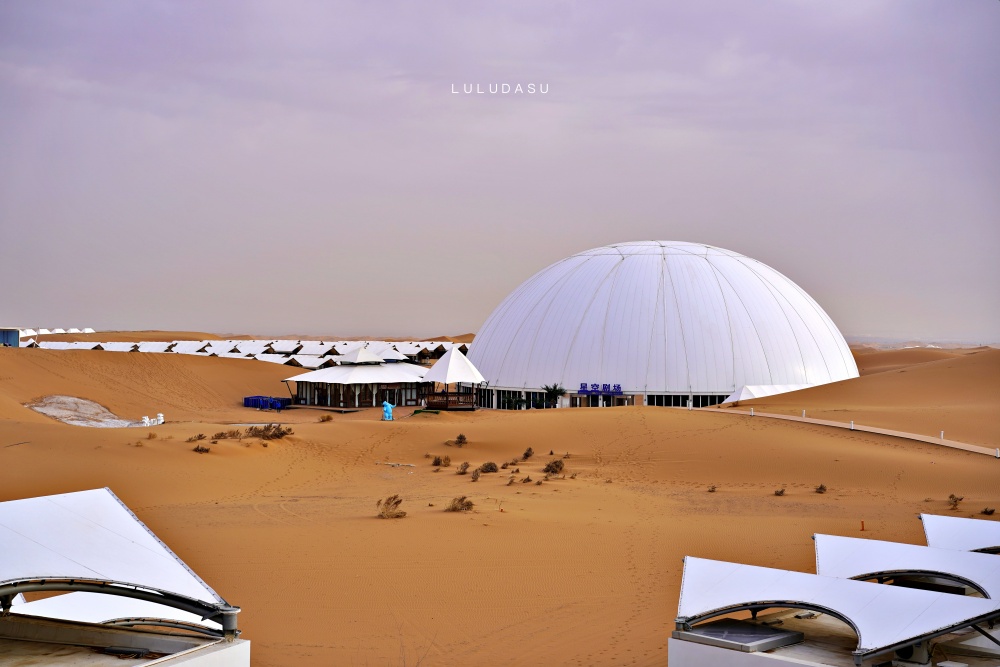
[51, 328, 66, 334]
[82, 327, 96, 334]
[37, 329, 51, 335]
[338, 347, 384, 365]
[676, 557, 1000, 662]
[205, 342, 239, 356]
[814, 534, 1000, 599]
[19, 338, 37, 348]
[0, 488, 239, 636]
[285, 362, 427, 386]
[378, 348, 409, 362]
[422, 348, 486, 385]
[921, 514, 1000, 553]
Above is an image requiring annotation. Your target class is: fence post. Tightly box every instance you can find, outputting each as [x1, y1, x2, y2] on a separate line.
[750, 408, 754, 417]
[850, 420, 854, 431]
[940, 431, 944, 440]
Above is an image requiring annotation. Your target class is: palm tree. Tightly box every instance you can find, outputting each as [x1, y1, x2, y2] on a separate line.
[541, 383, 566, 409]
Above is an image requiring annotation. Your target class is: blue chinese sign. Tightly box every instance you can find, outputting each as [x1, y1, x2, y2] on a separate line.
[578, 383, 623, 395]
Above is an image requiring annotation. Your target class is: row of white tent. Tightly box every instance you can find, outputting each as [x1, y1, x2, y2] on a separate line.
[18, 328, 95, 337]
[22, 338, 470, 369]
[673, 513, 1000, 665]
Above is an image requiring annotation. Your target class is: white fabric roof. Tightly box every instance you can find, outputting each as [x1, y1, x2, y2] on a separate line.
[677, 556, 1000, 656]
[378, 348, 409, 361]
[171, 341, 209, 354]
[0, 488, 224, 606]
[722, 384, 814, 404]
[298, 341, 334, 356]
[13, 591, 214, 627]
[82, 328, 96, 334]
[51, 328, 66, 334]
[205, 343, 239, 355]
[470, 241, 859, 393]
[289, 354, 336, 369]
[922, 514, 1000, 553]
[216, 352, 251, 360]
[67, 328, 82, 334]
[286, 362, 427, 385]
[98, 342, 137, 353]
[19, 329, 36, 338]
[339, 347, 384, 365]
[137, 341, 173, 353]
[235, 342, 269, 356]
[269, 340, 302, 354]
[255, 353, 294, 365]
[422, 348, 486, 385]
[39, 341, 100, 350]
[37, 328, 51, 335]
[815, 534, 1000, 599]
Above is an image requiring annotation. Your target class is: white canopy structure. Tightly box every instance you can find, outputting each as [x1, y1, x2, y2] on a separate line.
[269, 340, 302, 355]
[470, 241, 858, 408]
[19, 329, 36, 338]
[289, 354, 337, 369]
[815, 534, 1000, 599]
[0, 488, 239, 637]
[676, 557, 1000, 663]
[171, 341, 210, 355]
[922, 514, 1000, 554]
[285, 363, 427, 386]
[137, 341, 174, 353]
[423, 348, 486, 385]
[204, 342, 239, 356]
[298, 341, 334, 356]
[377, 347, 409, 362]
[255, 353, 294, 365]
[235, 341, 270, 356]
[97, 342, 137, 353]
[82, 327, 96, 334]
[338, 347, 384, 365]
[13, 591, 211, 629]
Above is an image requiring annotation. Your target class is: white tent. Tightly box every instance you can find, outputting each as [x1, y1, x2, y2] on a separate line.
[269, 340, 302, 355]
[255, 353, 294, 365]
[171, 341, 210, 355]
[82, 327, 96, 334]
[13, 591, 211, 628]
[289, 355, 338, 369]
[0, 488, 239, 635]
[235, 341, 270, 356]
[37, 328, 51, 335]
[922, 514, 1000, 553]
[422, 348, 485, 385]
[814, 533, 1000, 599]
[51, 328, 66, 334]
[298, 341, 334, 357]
[137, 341, 174, 353]
[285, 362, 428, 386]
[378, 348, 409, 362]
[339, 347, 384, 365]
[19, 329, 36, 338]
[98, 342, 137, 353]
[205, 342, 239, 355]
[677, 556, 1000, 660]
[722, 384, 814, 404]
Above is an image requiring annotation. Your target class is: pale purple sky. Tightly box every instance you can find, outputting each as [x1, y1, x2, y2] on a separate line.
[2, 1, 998, 341]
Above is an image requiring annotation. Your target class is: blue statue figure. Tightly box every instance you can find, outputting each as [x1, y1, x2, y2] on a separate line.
[382, 401, 394, 421]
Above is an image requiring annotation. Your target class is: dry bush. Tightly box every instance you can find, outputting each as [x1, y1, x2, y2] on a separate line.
[432, 455, 443, 466]
[442, 455, 451, 468]
[982, 507, 996, 516]
[318, 414, 333, 422]
[815, 484, 828, 494]
[457, 462, 470, 475]
[506, 477, 515, 486]
[471, 468, 481, 482]
[549, 449, 554, 455]
[522, 447, 534, 460]
[246, 424, 293, 440]
[424, 452, 432, 458]
[480, 461, 499, 473]
[513, 467, 520, 474]
[376, 495, 406, 519]
[521, 476, 532, 484]
[542, 460, 564, 475]
[147, 431, 157, 440]
[445, 496, 474, 512]
[562, 452, 571, 459]
[774, 488, 786, 496]
[185, 434, 206, 443]
[569, 473, 577, 479]
[535, 479, 543, 485]
[455, 433, 467, 447]
[193, 444, 211, 454]
[501, 462, 509, 469]
[948, 494, 964, 510]
[509, 458, 520, 466]
[707, 485, 717, 493]
[212, 429, 242, 440]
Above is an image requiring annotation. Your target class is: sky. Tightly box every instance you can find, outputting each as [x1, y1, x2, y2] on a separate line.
[2, 1, 998, 341]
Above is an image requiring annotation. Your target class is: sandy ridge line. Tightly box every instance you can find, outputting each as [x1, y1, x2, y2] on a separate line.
[709, 406, 999, 457]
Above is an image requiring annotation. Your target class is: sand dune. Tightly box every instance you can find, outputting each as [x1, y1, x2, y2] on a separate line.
[31, 330, 226, 343]
[727, 347, 1000, 447]
[0, 346, 996, 666]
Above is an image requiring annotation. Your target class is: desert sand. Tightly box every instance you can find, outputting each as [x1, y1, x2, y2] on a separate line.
[1, 345, 997, 666]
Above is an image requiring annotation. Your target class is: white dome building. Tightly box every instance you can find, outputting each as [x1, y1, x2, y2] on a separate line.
[469, 241, 858, 409]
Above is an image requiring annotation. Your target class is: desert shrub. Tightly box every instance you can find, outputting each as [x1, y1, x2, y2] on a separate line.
[982, 507, 996, 516]
[509, 458, 520, 466]
[471, 468, 480, 482]
[376, 495, 406, 519]
[707, 485, 717, 493]
[535, 479, 543, 485]
[542, 459, 564, 475]
[246, 424, 293, 440]
[212, 429, 242, 440]
[513, 468, 520, 474]
[774, 488, 786, 496]
[562, 452, 571, 459]
[432, 455, 443, 466]
[147, 431, 157, 440]
[815, 484, 827, 494]
[521, 476, 532, 484]
[457, 462, 470, 475]
[193, 444, 211, 454]
[549, 450, 554, 455]
[523, 447, 534, 460]
[501, 462, 509, 469]
[318, 414, 333, 422]
[445, 496, 474, 512]
[948, 493, 964, 510]
[442, 455, 451, 468]
[185, 434, 206, 443]
[480, 461, 499, 473]
[455, 433, 467, 447]
[506, 477, 515, 486]
[569, 473, 577, 479]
